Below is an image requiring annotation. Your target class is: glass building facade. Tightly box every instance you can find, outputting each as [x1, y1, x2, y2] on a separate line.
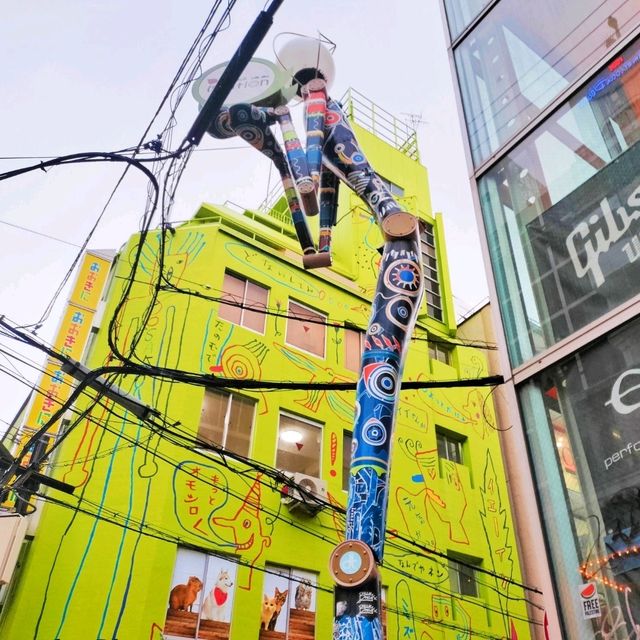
[443, 0, 640, 636]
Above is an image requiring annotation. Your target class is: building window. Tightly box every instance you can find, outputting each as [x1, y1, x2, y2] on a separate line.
[342, 431, 353, 491]
[199, 389, 256, 457]
[344, 327, 364, 372]
[219, 271, 268, 333]
[286, 301, 326, 358]
[164, 548, 237, 639]
[276, 413, 322, 476]
[517, 318, 640, 630]
[429, 341, 451, 365]
[443, 0, 492, 39]
[261, 566, 317, 639]
[420, 223, 443, 321]
[449, 555, 481, 598]
[379, 176, 405, 198]
[436, 429, 464, 465]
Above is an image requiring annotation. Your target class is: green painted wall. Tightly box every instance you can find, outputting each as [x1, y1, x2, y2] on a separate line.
[0, 122, 531, 640]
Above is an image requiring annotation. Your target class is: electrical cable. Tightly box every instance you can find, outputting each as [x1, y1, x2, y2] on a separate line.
[25, 442, 535, 623]
[152, 275, 499, 350]
[0, 315, 504, 515]
[0, 219, 83, 248]
[0, 360, 145, 487]
[28, 488, 523, 639]
[0, 334, 540, 604]
[44, 377, 542, 600]
[0, 349, 534, 601]
[0, 5, 539, 629]
[1, 315, 503, 397]
[106, 271, 498, 351]
[3, 0, 237, 337]
[104, 0, 245, 368]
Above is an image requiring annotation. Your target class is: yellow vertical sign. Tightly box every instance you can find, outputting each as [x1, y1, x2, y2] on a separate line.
[68, 252, 112, 310]
[20, 252, 112, 443]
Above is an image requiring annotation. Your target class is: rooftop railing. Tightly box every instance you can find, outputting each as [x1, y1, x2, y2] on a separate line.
[340, 88, 420, 161]
[257, 87, 420, 220]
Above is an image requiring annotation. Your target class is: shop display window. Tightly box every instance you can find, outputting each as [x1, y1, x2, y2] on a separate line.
[259, 566, 317, 639]
[164, 549, 237, 640]
[519, 317, 640, 634]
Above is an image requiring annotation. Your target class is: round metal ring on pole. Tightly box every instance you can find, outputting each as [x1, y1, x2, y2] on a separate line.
[329, 540, 378, 588]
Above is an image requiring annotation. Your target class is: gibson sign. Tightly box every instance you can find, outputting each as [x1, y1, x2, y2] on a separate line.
[527, 140, 640, 342]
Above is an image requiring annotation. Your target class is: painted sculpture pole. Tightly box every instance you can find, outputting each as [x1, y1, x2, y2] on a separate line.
[203, 42, 423, 638]
[320, 94, 423, 640]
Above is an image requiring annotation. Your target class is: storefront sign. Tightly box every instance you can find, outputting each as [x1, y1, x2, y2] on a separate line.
[566, 183, 640, 287]
[22, 252, 111, 436]
[535, 319, 640, 633]
[605, 367, 640, 415]
[568, 340, 640, 514]
[527, 140, 640, 341]
[192, 58, 295, 109]
[587, 50, 640, 101]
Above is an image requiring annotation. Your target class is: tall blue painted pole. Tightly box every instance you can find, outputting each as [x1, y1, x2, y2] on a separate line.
[320, 96, 424, 639]
[203, 68, 423, 638]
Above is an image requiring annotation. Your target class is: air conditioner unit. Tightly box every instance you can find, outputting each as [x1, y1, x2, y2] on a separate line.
[281, 472, 327, 515]
[0, 514, 27, 585]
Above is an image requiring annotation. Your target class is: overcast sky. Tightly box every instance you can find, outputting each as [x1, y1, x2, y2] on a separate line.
[0, 1, 488, 430]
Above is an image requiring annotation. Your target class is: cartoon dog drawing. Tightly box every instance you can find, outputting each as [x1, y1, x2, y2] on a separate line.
[201, 569, 234, 621]
[169, 576, 203, 612]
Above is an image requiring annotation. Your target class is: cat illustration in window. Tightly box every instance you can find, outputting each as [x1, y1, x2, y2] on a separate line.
[267, 587, 289, 630]
[295, 579, 313, 610]
[260, 594, 277, 629]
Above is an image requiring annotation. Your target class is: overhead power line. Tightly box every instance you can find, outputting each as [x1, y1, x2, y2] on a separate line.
[0, 355, 532, 604]
[0, 220, 82, 248]
[30, 491, 528, 638]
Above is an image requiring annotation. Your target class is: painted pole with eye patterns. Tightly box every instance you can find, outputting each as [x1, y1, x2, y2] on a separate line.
[208, 104, 317, 259]
[275, 105, 318, 217]
[206, 83, 424, 639]
[303, 78, 328, 188]
[316, 95, 424, 640]
[318, 166, 339, 256]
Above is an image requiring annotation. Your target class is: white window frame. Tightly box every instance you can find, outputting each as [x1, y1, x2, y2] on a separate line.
[285, 300, 327, 359]
[276, 411, 324, 476]
[220, 271, 269, 335]
[420, 223, 443, 322]
[198, 389, 256, 457]
[449, 556, 481, 598]
[436, 428, 465, 465]
[429, 341, 452, 365]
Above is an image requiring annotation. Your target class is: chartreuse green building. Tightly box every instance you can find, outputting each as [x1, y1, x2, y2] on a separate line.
[0, 92, 533, 640]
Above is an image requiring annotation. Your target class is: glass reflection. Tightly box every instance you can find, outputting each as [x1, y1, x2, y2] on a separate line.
[444, 0, 492, 40]
[480, 36, 640, 366]
[519, 319, 640, 635]
[455, 0, 639, 166]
